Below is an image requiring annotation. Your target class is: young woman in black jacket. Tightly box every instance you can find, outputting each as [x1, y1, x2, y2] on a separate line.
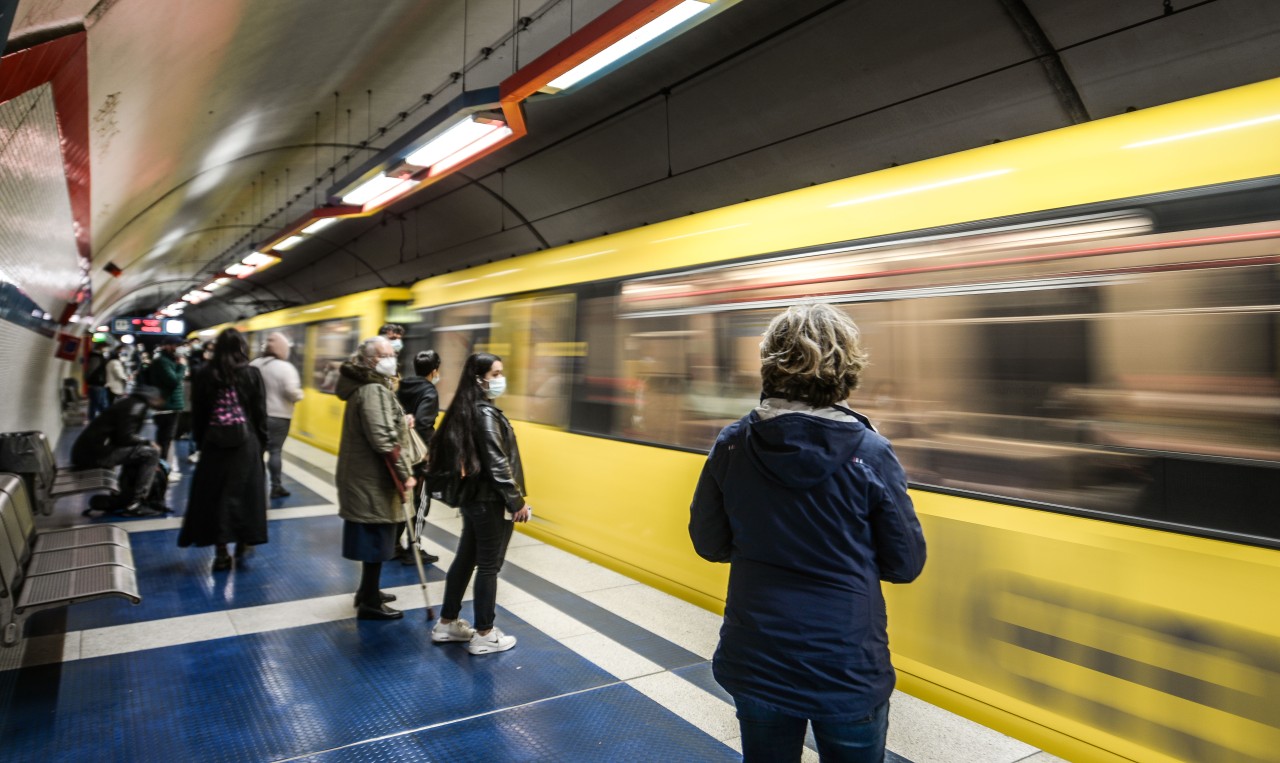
[429, 352, 531, 655]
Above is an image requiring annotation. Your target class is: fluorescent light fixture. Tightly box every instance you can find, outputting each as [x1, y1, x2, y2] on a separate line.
[829, 169, 1014, 208]
[243, 252, 277, 267]
[429, 126, 514, 176]
[406, 116, 504, 168]
[96, 325, 109, 332]
[203, 282, 222, 292]
[363, 178, 420, 209]
[301, 218, 339, 235]
[341, 174, 405, 206]
[547, 1, 711, 91]
[225, 263, 255, 277]
[1123, 113, 1280, 149]
[271, 235, 305, 251]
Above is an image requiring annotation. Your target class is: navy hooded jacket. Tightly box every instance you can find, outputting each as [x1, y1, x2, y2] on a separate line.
[689, 399, 926, 720]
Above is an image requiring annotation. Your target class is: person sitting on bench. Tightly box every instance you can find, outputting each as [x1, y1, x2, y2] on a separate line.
[71, 385, 170, 517]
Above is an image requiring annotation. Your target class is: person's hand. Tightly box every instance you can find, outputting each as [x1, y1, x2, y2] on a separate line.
[404, 477, 418, 490]
[512, 505, 532, 523]
[405, 414, 415, 428]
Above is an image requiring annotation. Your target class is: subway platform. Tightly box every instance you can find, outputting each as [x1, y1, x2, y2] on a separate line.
[1, 434, 1067, 762]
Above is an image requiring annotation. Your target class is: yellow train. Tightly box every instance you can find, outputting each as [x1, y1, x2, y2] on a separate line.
[207, 77, 1280, 762]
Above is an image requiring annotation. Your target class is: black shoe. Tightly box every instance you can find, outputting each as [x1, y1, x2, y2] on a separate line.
[118, 502, 163, 518]
[422, 552, 440, 565]
[356, 602, 403, 620]
[270, 486, 290, 499]
[352, 591, 397, 608]
[212, 553, 232, 572]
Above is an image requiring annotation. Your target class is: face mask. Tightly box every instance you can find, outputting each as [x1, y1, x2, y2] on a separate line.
[389, 338, 404, 353]
[431, 372, 441, 384]
[376, 358, 397, 377]
[175, 346, 189, 358]
[484, 376, 506, 399]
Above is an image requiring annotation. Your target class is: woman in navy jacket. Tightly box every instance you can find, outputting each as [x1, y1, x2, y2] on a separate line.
[689, 303, 926, 763]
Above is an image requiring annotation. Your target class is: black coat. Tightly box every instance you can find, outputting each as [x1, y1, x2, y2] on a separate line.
[71, 394, 149, 467]
[179, 364, 269, 548]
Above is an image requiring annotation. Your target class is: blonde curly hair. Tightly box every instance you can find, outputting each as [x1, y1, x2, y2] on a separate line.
[760, 303, 869, 407]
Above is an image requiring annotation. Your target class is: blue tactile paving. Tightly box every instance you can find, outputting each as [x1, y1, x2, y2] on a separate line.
[0, 606, 619, 763]
[302, 682, 740, 763]
[25, 515, 444, 635]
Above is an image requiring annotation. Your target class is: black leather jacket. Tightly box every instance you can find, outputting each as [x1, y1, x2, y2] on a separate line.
[476, 401, 525, 512]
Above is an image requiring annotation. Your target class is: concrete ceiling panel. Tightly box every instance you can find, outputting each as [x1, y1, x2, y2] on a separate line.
[667, 0, 1033, 173]
[1056, 1, 1280, 117]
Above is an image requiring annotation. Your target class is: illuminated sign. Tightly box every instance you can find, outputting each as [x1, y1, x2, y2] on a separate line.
[110, 317, 186, 336]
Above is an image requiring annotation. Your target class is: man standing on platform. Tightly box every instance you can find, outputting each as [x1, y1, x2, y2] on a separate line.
[250, 332, 304, 498]
[148, 336, 186, 474]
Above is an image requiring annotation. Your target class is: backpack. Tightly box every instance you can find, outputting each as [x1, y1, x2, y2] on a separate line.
[86, 355, 107, 386]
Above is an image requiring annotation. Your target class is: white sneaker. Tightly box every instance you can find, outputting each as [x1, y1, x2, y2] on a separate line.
[431, 618, 476, 643]
[167, 470, 182, 483]
[467, 626, 516, 655]
[187, 452, 200, 464]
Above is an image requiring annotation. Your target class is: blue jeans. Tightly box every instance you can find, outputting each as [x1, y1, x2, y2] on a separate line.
[88, 385, 110, 420]
[734, 694, 889, 763]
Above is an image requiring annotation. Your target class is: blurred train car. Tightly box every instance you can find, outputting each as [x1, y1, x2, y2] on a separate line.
[210, 79, 1280, 762]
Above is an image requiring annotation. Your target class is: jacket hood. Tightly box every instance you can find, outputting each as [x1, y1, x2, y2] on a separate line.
[263, 332, 292, 361]
[336, 361, 391, 401]
[744, 400, 869, 489]
[397, 376, 431, 396]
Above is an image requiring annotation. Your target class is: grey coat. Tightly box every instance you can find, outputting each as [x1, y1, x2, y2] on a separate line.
[335, 362, 414, 524]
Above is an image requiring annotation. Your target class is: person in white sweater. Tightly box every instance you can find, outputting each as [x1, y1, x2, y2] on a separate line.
[250, 333, 305, 498]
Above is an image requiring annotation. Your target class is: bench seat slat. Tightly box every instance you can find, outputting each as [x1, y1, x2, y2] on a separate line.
[28, 544, 135, 576]
[16, 564, 140, 613]
[32, 525, 129, 552]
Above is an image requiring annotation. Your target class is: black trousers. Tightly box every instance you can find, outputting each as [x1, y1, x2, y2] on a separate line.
[152, 411, 179, 464]
[441, 501, 513, 632]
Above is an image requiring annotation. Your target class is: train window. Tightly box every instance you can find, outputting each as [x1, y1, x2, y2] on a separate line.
[427, 300, 494, 411]
[311, 318, 359, 394]
[249, 325, 305, 378]
[489, 293, 575, 428]
[611, 218, 1280, 543]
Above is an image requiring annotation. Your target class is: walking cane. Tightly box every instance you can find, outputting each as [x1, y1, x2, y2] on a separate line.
[400, 485, 435, 621]
[386, 457, 435, 621]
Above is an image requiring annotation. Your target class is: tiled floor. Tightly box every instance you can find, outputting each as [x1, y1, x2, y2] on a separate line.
[0, 433, 1070, 763]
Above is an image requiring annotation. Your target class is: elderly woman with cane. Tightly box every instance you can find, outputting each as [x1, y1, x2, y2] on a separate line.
[335, 335, 424, 620]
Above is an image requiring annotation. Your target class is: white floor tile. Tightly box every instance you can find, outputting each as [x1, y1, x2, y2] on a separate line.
[559, 632, 663, 680]
[887, 690, 1038, 763]
[579, 583, 723, 659]
[628, 671, 740, 741]
[503, 544, 634, 594]
[79, 610, 237, 659]
[501, 599, 595, 640]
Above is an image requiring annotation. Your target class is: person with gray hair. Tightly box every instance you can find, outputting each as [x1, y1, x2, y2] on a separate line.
[689, 302, 926, 762]
[250, 332, 304, 498]
[335, 335, 416, 620]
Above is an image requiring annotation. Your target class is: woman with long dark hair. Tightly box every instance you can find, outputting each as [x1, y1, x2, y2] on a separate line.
[179, 328, 269, 571]
[430, 352, 530, 654]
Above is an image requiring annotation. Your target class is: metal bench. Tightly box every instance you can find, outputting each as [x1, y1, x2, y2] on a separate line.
[0, 473, 139, 647]
[0, 430, 119, 516]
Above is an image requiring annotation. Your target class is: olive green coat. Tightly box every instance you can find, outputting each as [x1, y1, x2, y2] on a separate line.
[335, 362, 414, 524]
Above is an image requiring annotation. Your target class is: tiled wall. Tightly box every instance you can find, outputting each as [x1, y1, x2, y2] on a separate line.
[0, 84, 85, 438]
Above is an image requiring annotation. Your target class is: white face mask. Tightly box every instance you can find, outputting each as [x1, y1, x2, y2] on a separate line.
[484, 376, 506, 399]
[430, 371, 441, 384]
[389, 338, 404, 353]
[375, 358, 397, 377]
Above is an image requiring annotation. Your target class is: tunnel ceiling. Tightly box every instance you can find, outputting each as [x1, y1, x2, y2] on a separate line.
[5, 0, 1280, 328]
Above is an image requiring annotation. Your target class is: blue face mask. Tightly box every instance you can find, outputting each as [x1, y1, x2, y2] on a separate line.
[484, 376, 506, 399]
